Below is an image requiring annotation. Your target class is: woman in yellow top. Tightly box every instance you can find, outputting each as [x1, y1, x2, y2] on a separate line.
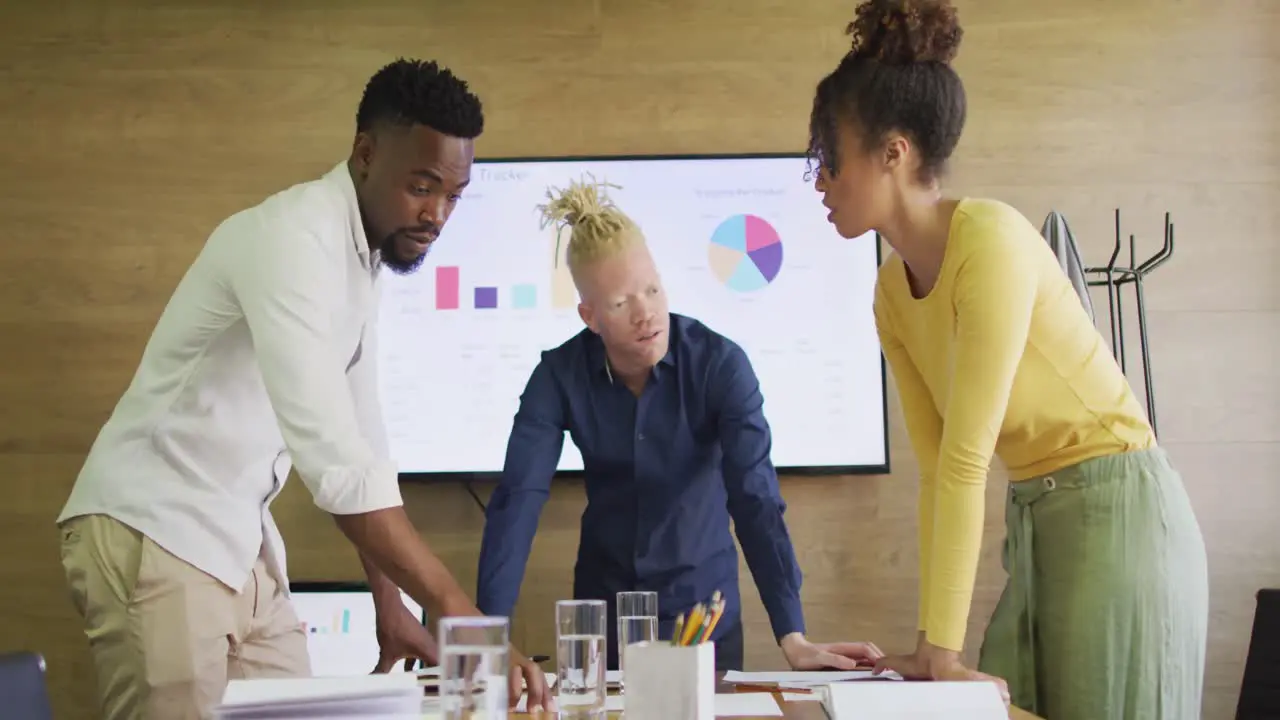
[807, 2, 1209, 719]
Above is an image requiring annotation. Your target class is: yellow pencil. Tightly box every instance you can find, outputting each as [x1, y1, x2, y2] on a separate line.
[701, 599, 725, 641]
[671, 613, 685, 646]
[692, 591, 722, 644]
[680, 604, 704, 646]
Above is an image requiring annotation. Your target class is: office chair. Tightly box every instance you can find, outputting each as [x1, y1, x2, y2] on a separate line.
[0, 651, 53, 720]
[1236, 588, 1280, 720]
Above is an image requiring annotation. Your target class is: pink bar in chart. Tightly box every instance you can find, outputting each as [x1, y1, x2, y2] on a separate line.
[435, 266, 460, 310]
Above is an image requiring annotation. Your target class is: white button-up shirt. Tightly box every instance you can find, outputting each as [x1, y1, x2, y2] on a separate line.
[58, 161, 403, 592]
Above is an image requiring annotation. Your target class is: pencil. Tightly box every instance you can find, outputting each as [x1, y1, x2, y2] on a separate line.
[694, 598, 724, 644]
[680, 604, 704, 646]
[691, 610, 714, 644]
[735, 683, 811, 694]
[671, 613, 685, 646]
[696, 592, 724, 644]
[701, 599, 725, 642]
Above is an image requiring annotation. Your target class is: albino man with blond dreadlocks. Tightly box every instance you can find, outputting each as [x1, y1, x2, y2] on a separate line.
[475, 176, 885, 673]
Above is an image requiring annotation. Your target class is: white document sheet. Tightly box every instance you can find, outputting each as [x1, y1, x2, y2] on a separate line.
[714, 692, 784, 716]
[722, 669, 902, 685]
[531, 692, 783, 717]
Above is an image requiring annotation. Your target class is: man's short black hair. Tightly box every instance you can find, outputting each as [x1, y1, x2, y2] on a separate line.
[355, 58, 484, 139]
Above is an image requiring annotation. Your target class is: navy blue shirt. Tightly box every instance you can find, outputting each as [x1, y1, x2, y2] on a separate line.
[476, 313, 805, 649]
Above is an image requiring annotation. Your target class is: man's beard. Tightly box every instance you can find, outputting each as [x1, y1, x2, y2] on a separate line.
[379, 230, 433, 275]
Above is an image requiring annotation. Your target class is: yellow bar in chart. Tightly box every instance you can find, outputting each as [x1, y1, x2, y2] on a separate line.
[549, 224, 577, 309]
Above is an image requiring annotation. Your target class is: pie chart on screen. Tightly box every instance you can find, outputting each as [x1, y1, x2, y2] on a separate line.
[708, 213, 784, 292]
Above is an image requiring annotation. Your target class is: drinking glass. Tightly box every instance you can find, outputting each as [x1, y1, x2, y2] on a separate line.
[615, 591, 658, 690]
[438, 616, 510, 720]
[555, 599, 607, 718]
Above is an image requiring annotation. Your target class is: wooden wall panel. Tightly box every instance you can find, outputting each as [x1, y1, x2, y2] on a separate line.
[0, 2, 1275, 718]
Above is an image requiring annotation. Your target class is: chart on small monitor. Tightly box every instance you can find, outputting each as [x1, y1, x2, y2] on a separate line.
[291, 590, 423, 677]
[376, 155, 886, 475]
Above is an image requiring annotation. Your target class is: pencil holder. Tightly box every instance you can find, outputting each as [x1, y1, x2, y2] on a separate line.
[621, 641, 716, 720]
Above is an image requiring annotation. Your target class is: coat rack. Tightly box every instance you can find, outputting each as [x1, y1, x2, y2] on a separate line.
[1042, 209, 1175, 439]
[1088, 209, 1175, 438]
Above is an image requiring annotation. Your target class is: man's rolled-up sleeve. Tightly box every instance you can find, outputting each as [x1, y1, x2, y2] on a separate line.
[348, 279, 390, 462]
[230, 223, 402, 516]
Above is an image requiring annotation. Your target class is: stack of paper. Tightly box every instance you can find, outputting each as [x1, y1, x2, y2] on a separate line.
[214, 674, 423, 719]
[714, 693, 784, 717]
[821, 680, 1006, 719]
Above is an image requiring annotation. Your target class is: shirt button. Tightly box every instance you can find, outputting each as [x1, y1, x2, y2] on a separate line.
[638, 433, 645, 441]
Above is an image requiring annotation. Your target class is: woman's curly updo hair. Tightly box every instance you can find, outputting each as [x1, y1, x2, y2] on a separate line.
[807, 0, 966, 183]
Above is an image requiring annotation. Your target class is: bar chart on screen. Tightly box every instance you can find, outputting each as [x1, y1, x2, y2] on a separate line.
[378, 218, 587, 474]
[300, 608, 352, 636]
[293, 596, 378, 676]
[290, 590, 424, 678]
[427, 264, 557, 312]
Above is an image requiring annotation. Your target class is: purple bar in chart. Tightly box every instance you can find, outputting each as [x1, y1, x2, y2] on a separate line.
[474, 286, 498, 309]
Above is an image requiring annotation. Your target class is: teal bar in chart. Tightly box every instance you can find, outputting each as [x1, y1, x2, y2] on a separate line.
[513, 283, 537, 309]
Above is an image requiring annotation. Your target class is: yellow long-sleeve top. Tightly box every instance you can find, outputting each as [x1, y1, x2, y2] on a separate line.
[873, 198, 1156, 653]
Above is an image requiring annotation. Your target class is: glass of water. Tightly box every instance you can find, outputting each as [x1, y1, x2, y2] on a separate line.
[438, 615, 510, 720]
[556, 599, 607, 718]
[616, 590, 658, 689]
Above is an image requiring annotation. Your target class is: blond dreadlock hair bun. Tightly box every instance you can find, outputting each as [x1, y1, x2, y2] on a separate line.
[537, 174, 643, 274]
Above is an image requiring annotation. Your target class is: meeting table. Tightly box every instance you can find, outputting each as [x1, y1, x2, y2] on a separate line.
[510, 673, 1043, 719]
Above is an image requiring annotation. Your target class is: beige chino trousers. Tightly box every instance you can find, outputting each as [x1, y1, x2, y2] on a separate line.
[59, 514, 311, 720]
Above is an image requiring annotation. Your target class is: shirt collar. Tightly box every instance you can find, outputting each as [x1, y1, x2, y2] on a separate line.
[593, 320, 677, 385]
[326, 160, 378, 273]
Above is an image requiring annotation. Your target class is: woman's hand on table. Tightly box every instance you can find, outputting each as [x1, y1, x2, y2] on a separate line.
[871, 637, 1010, 705]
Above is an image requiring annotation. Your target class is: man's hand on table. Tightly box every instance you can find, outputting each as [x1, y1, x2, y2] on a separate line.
[509, 646, 553, 712]
[372, 594, 438, 672]
[779, 632, 886, 670]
